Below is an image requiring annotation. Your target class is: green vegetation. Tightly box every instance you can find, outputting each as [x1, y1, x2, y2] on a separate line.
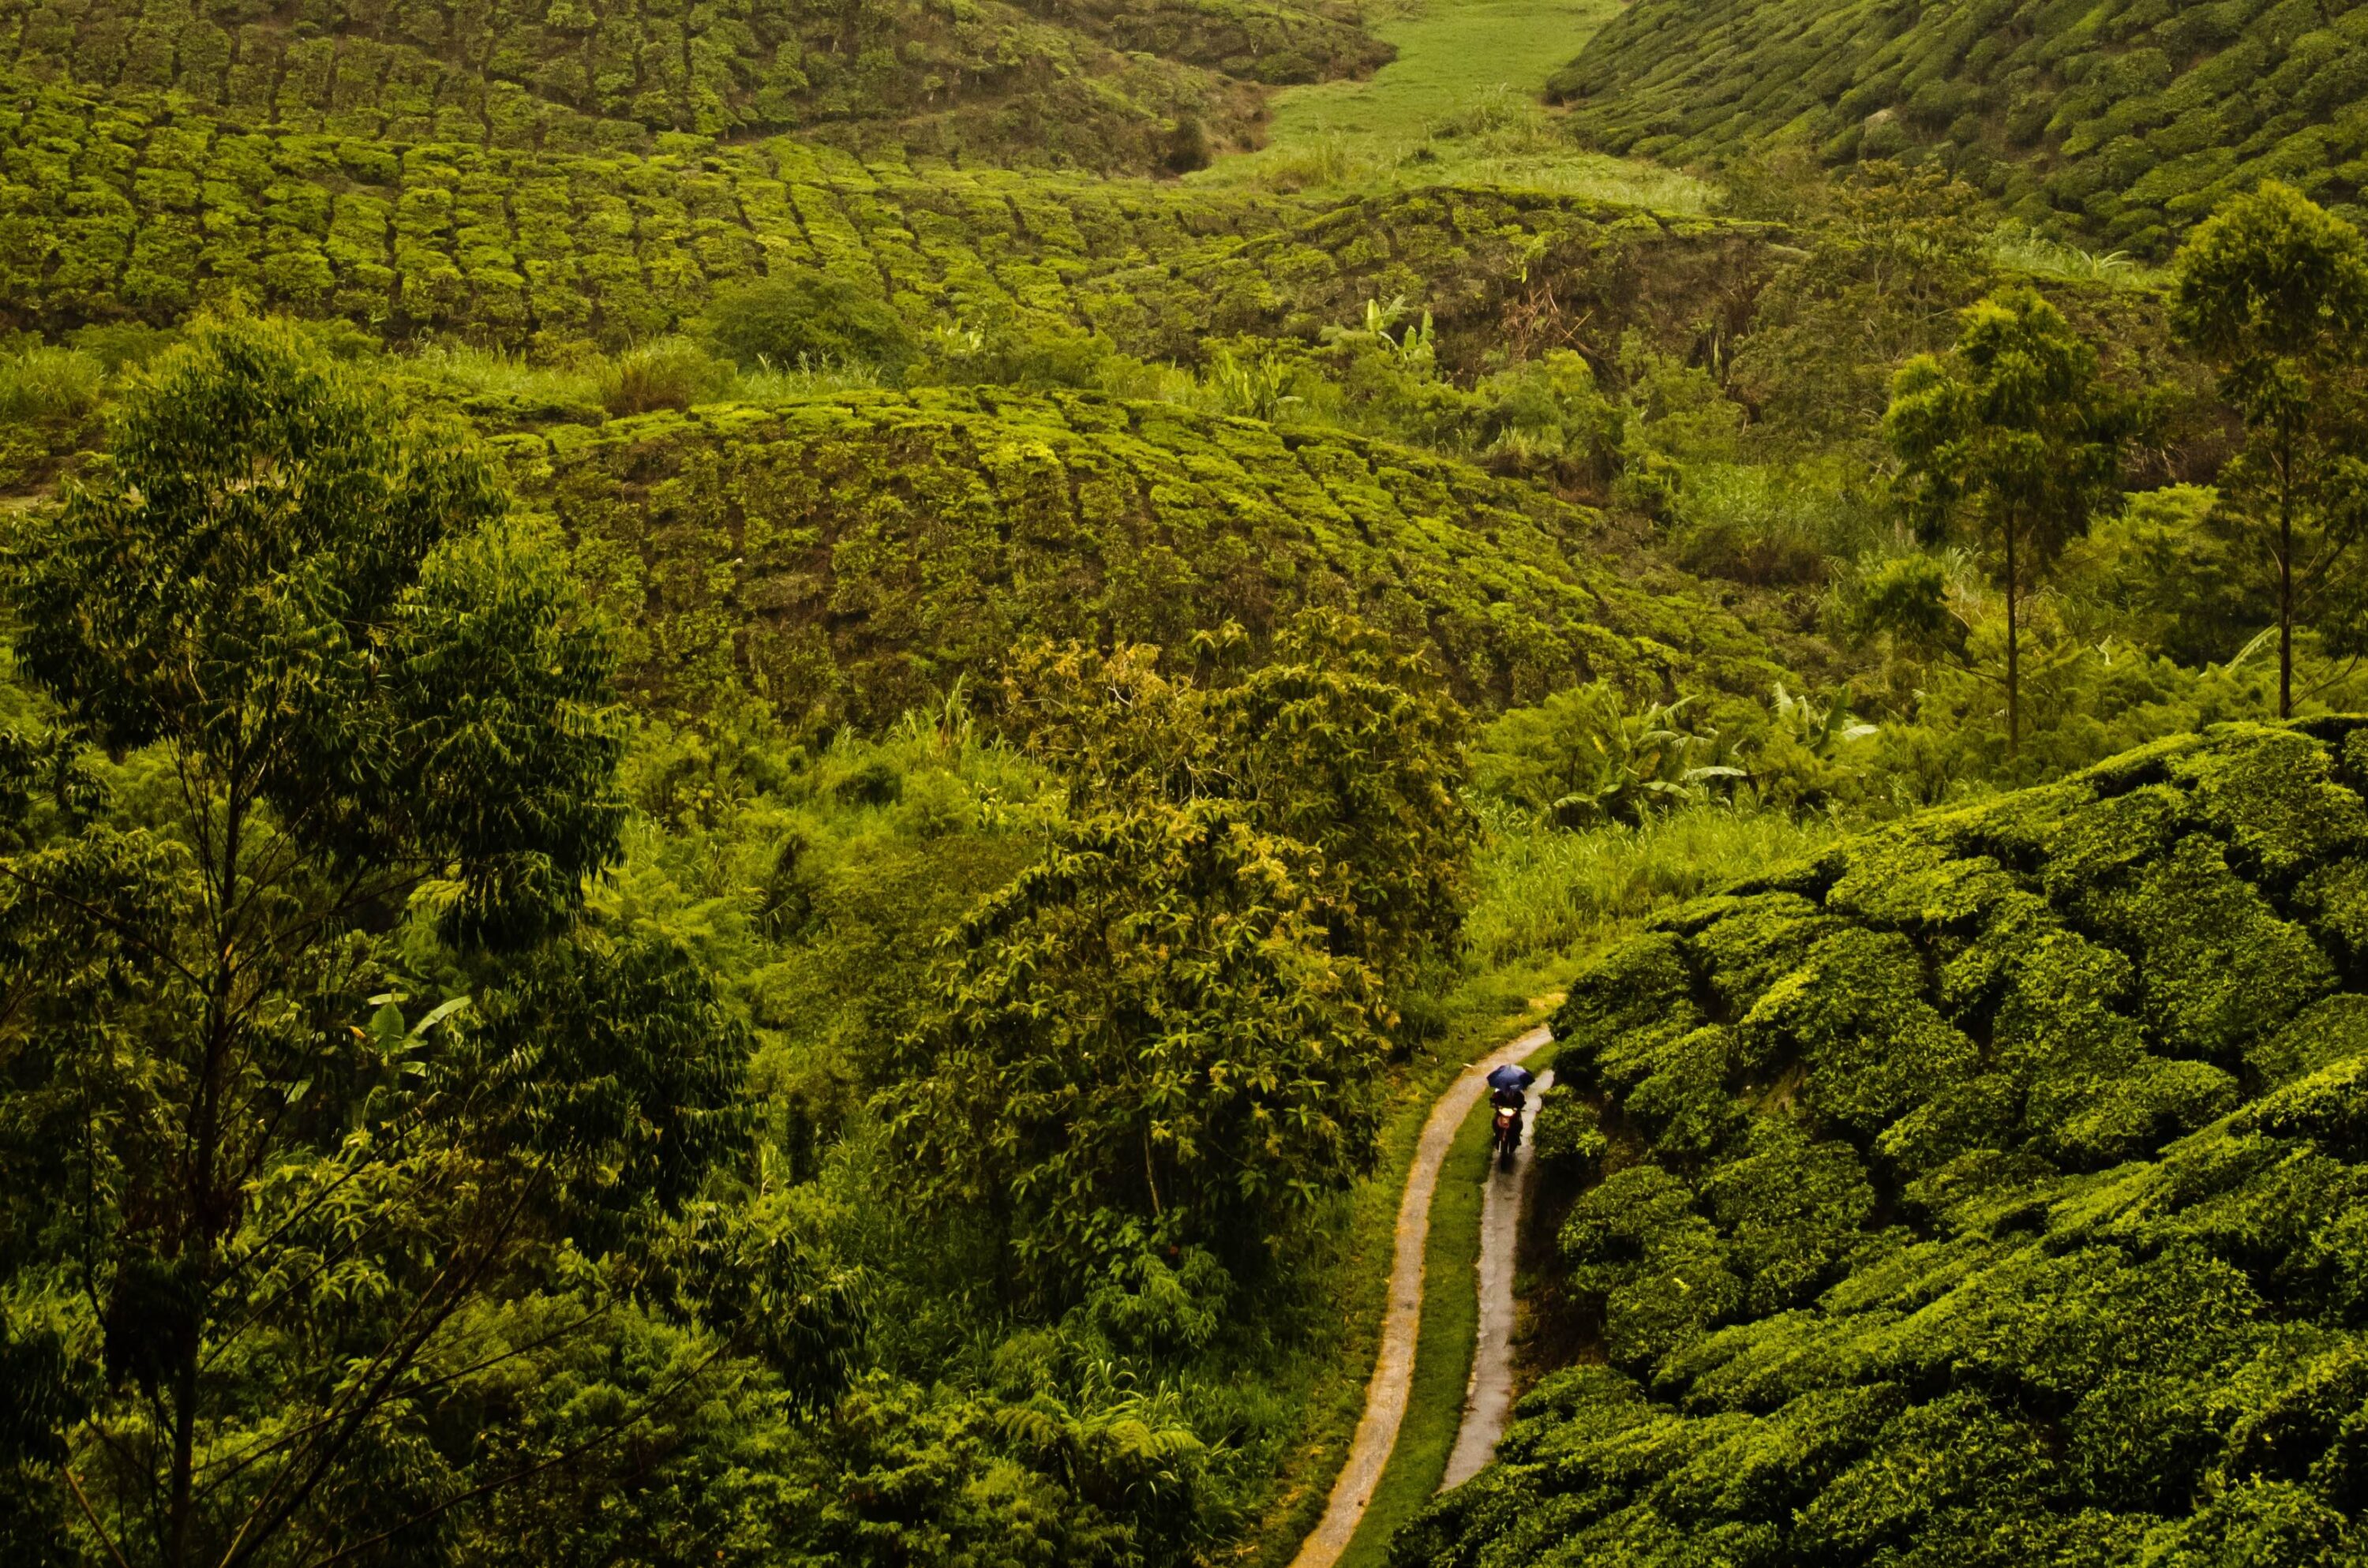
[1193, 0, 1709, 208]
[0, 0, 1387, 174]
[1549, 0, 2368, 255]
[17, 0, 2368, 1563]
[1397, 719, 2368, 1566]
[511, 387, 1786, 727]
[0, 63, 1766, 365]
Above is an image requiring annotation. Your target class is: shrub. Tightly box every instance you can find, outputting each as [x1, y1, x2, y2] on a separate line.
[702, 272, 922, 376]
[598, 336, 735, 414]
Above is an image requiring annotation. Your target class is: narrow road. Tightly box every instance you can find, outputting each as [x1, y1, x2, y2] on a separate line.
[1288, 1026, 1553, 1568]
[1441, 1067, 1553, 1488]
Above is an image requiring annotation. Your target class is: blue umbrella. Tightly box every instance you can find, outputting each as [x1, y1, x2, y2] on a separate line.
[1486, 1063, 1534, 1093]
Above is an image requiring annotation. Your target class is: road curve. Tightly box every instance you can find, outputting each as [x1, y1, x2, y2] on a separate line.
[1441, 1067, 1553, 1488]
[1287, 1025, 1553, 1568]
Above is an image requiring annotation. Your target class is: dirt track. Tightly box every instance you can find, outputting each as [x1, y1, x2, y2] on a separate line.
[1441, 1066, 1553, 1488]
[1287, 1026, 1553, 1568]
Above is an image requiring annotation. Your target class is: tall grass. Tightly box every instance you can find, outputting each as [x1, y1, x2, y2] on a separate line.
[0, 346, 106, 421]
[402, 339, 889, 416]
[403, 342, 606, 408]
[1988, 230, 2164, 289]
[1463, 801, 1848, 967]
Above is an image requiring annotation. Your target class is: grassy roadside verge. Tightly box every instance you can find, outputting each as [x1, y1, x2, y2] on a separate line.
[1231, 958, 1568, 1568]
[1334, 1086, 1497, 1568]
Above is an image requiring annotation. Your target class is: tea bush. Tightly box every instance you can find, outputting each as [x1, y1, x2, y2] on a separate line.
[1548, 0, 2368, 256]
[511, 386, 1792, 729]
[1395, 720, 2368, 1566]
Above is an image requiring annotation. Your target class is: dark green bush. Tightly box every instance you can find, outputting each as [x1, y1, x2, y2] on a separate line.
[703, 272, 922, 376]
[1396, 721, 2368, 1567]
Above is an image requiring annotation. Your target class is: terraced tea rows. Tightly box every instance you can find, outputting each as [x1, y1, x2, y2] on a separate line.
[0, 73, 1769, 355]
[1406, 722, 2368, 1564]
[511, 387, 1789, 727]
[1549, 0, 2368, 255]
[1, 0, 1388, 169]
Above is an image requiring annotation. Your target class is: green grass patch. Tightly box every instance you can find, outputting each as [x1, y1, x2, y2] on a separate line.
[1334, 1083, 1498, 1568]
[1195, 0, 1711, 209]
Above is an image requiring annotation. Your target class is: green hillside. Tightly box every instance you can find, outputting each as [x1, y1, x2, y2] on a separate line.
[18, 0, 2368, 1562]
[0, 67, 1767, 357]
[0, 0, 1388, 172]
[1397, 721, 2368, 1566]
[1547, 0, 2368, 256]
[508, 387, 1788, 728]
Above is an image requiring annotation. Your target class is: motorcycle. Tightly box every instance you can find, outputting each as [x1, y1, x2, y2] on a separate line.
[1491, 1091, 1524, 1169]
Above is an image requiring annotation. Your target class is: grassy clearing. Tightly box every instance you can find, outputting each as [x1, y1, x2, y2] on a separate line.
[1334, 1086, 1497, 1568]
[1195, 0, 1710, 210]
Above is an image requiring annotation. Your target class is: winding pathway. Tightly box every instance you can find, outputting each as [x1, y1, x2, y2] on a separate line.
[1442, 1066, 1553, 1488]
[1287, 1026, 1553, 1568]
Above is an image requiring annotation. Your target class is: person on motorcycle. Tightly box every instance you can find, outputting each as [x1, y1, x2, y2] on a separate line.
[1486, 1061, 1535, 1166]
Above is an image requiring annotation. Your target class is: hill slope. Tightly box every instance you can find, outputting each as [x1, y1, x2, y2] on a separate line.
[1399, 721, 2368, 1566]
[513, 387, 1790, 728]
[0, 69, 1770, 357]
[0, 0, 1389, 171]
[1547, 0, 2368, 256]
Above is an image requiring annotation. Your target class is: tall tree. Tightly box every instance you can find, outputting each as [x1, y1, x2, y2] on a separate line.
[2171, 181, 2368, 718]
[888, 796, 1392, 1294]
[1001, 609, 1474, 979]
[0, 318, 787, 1568]
[1885, 287, 2130, 757]
[901, 610, 1472, 1297]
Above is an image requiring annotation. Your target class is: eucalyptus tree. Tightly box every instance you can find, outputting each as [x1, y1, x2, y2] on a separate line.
[1886, 288, 2130, 757]
[2171, 181, 2368, 718]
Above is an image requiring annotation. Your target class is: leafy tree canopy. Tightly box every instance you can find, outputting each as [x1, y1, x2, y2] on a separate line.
[0, 318, 850, 1568]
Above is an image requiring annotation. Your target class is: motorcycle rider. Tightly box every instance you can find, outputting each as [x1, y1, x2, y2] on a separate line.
[1486, 1061, 1535, 1158]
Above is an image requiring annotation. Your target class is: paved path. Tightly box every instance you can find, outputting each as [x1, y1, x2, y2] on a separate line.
[1441, 1067, 1553, 1488]
[1287, 1026, 1553, 1568]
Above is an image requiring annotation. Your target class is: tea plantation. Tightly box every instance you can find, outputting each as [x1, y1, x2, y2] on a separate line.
[515, 387, 1789, 728]
[0, 0, 1388, 170]
[1548, 0, 2368, 256]
[1398, 722, 2368, 1566]
[0, 62, 1766, 356]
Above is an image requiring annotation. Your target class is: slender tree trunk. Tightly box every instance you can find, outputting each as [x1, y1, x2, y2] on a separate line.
[168, 1348, 198, 1568]
[2280, 432, 2296, 720]
[2003, 515, 2021, 760]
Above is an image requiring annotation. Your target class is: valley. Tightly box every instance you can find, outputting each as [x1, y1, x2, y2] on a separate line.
[4, 1, 2368, 1566]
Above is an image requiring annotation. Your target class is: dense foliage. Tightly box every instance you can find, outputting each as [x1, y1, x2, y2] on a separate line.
[1548, 0, 2368, 256]
[1399, 720, 2368, 1566]
[0, 319, 795, 1568]
[18, 0, 2368, 1562]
